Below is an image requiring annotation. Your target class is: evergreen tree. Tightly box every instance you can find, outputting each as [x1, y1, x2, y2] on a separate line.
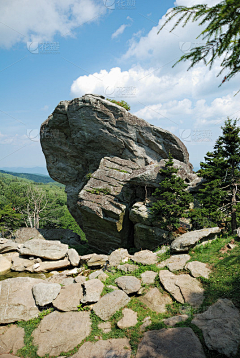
[158, 0, 240, 87]
[197, 118, 240, 232]
[151, 153, 193, 232]
[0, 204, 21, 237]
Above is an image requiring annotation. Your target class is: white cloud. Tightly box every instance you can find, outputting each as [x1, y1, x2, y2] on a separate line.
[0, 0, 106, 48]
[112, 24, 129, 39]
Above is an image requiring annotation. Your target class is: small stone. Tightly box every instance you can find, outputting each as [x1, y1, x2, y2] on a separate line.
[32, 283, 61, 306]
[53, 283, 83, 311]
[117, 308, 138, 329]
[67, 248, 80, 266]
[98, 271, 108, 281]
[33, 259, 70, 272]
[88, 270, 103, 280]
[185, 261, 211, 279]
[139, 287, 172, 313]
[157, 254, 190, 271]
[131, 250, 157, 265]
[117, 263, 138, 273]
[227, 243, 236, 250]
[155, 245, 169, 255]
[141, 271, 157, 285]
[81, 279, 104, 303]
[140, 316, 152, 332]
[74, 276, 87, 284]
[98, 321, 111, 333]
[62, 277, 75, 286]
[163, 314, 189, 326]
[115, 276, 141, 294]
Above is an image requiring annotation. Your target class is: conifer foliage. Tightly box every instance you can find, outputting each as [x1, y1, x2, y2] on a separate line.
[158, 0, 240, 86]
[197, 118, 240, 232]
[151, 153, 193, 232]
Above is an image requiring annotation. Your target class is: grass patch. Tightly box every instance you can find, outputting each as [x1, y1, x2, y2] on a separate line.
[86, 188, 111, 195]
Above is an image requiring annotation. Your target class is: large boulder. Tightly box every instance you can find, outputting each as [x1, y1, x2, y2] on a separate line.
[40, 94, 199, 252]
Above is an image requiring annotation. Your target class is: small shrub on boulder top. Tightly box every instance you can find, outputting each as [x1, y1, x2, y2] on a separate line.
[151, 153, 193, 232]
[106, 99, 130, 111]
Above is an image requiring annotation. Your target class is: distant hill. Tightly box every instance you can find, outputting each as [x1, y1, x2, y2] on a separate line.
[0, 166, 48, 175]
[0, 169, 56, 184]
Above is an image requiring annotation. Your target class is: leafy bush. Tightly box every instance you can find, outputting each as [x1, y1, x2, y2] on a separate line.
[106, 99, 130, 111]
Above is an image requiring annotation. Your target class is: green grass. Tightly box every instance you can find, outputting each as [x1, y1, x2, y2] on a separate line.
[86, 187, 111, 195]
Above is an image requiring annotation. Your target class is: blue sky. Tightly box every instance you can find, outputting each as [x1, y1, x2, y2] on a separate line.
[0, 0, 240, 172]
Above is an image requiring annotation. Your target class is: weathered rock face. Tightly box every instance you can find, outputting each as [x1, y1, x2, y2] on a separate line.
[40, 94, 200, 252]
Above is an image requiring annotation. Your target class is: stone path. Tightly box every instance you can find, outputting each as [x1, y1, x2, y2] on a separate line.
[0, 238, 239, 357]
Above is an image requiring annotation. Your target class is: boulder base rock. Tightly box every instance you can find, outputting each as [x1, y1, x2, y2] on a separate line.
[136, 328, 206, 358]
[0, 277, 42, 323]
[171, 227, 221, 252]
[33, 311, 91, 357]
[71, 338, 131, 358]
[19, 239, 68, 260]
[93, 290, 130, 321]
[134, 223, 168, 251]
[192, 299, 240, 357]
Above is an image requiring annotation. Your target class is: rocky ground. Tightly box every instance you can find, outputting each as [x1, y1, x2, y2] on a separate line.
[0, 230, 240, 358]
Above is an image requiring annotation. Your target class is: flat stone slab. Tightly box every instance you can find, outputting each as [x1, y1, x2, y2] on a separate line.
[53, 283, 83, 311]
[108, 248, 129, 266]
[67, 248, 80, 266]
[0, 256, 12, 274]
[32, 282, 61, 306]
[171, 227, 220, 252]
[163, 314, 189, 326]
[139, 287, 172, 313]
[81, 279, 104, 303]
[141, 271, 157, 284]
[157, 254, 190, 271]
[0, 277, 42, 323]
[70, 338, 131, 358]
[0, 240, 19, 253]
[115, 276, 141, 294]
[33, 311, 91, 357]
[93, 290, 130, 321]
[11, 256, 36, 272]
[74, 276, 87, 284]
[33, 259, 70, 272]
[0, 325, 25, 354]
[136, 327, 206, 358]
[19, 239, 68, 260]
[185, 261, 211, 279]
[131, 250, 158, 265]
[192, 299, 240, 357]
[87, 254, 108, 267]
[117, 308, 138, 329]
[159, 270, 204, 307]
